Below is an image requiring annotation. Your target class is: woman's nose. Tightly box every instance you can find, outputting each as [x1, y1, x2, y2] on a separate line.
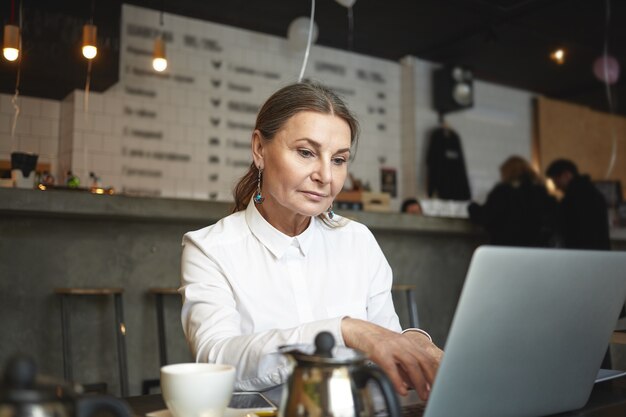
[312, 161, 332, 184]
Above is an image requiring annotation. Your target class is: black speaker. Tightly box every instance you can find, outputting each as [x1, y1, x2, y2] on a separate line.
[433, 66, 474, 114]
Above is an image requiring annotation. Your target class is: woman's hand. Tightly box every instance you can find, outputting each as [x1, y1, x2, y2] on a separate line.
[341, 317, 443, 400]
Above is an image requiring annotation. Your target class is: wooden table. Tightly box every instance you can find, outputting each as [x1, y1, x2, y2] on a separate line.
[124, 377, 626, 417]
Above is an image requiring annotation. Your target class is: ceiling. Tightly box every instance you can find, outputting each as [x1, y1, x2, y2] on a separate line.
[1, 0, 625, 116]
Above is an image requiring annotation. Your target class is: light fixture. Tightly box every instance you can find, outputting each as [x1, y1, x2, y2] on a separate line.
[433, 66, 474, 114]
[550, 48, 565, 65]
[152, 8, 167, 72]
[152, 35, 167, 72]
[3, 24, 20, 62]
[451, 67, 473, 107]
[82, 23, 97, 59]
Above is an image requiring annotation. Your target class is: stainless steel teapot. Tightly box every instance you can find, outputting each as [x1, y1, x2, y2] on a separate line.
[279, 332, 401, 417]
[0, 355, 132, 417]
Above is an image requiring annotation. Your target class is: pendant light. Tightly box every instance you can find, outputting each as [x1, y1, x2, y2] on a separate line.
[3, 0, 20, 62]
[81, 0, 97, 59]
[152, 35, 167, 71]
[152, 8, 167, 72]
[3, 24, 19, 61]
[82, 23, 97, 59]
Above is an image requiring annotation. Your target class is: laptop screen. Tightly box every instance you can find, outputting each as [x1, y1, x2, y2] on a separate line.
[423, 246, 626, 417]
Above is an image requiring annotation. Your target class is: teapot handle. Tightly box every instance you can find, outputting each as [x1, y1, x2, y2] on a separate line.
[353, 365, 402, 417]
[76, 395, 133, 417]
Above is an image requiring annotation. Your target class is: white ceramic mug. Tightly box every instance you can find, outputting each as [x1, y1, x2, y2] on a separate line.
[160, 363, 236, 417]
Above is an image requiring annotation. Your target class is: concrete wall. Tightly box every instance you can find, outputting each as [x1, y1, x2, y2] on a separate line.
[0, 214, 197, 396]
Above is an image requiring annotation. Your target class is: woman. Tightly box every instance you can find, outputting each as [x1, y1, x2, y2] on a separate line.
[468, 155, 557, 246]
[180, 82, 442, 400]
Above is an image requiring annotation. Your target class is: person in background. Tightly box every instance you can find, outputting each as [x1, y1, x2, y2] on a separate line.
[546, 159, 617, 369]
[180, 82, 442, 400]
[468, 156, 557, 247]
[401, 198, 423, 215]
[545, 159, 610, 250]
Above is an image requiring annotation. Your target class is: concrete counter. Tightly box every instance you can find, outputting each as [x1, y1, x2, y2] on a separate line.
[0, 188, 481, 395]
[3, 188, 625, 394]
[0, 188, 477, 234]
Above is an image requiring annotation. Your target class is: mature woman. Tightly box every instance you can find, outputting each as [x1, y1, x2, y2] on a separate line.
[180, 82, 442, 400]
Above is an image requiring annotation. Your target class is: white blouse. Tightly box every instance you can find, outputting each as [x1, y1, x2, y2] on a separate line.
[180, 201, 401, 391]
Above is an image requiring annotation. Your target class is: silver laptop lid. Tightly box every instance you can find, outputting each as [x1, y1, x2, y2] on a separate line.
[424, 246, 626, 417]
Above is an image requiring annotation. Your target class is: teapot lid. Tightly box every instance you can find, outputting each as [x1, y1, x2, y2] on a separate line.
[0, 355, 74, 404]
[281, 332, 368, 365]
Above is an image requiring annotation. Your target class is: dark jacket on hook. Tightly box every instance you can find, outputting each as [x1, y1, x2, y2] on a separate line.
[426, 126, 471, 200]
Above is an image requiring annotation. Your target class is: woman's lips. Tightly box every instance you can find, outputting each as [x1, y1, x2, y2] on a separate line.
[301, 190, 328, 201]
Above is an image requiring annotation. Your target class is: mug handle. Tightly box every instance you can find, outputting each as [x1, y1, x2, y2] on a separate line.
[352, 365, 402, 417]
[76, 395, 133, 417]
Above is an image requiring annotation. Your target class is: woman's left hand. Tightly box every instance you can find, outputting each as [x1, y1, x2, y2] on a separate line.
[341, 317, 443, 400]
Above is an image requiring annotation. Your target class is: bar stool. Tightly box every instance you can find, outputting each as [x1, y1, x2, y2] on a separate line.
[55, 287, 129, 397]
[142, 287, 180, 394]
[391, 284, 419, 328]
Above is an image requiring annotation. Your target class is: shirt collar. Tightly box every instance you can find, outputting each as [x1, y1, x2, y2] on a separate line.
[245, 201, 316, 259]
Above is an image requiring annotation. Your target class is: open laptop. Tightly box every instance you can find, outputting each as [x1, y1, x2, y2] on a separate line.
[420, 246, 626, 417]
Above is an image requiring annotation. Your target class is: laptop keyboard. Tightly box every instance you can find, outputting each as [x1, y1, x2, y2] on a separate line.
[401, 402, 426, 417]
[369, 383, 426, 417]
[374, 402, 426, 417]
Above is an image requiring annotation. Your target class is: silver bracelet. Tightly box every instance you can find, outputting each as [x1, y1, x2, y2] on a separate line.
[401, 328, 433, 343]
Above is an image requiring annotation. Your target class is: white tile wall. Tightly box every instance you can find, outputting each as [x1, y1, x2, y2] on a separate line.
[1, 5, 537, 205]
[0, 93, 60, 176]
[106, 4, 405, 201]
[0, 134, 12, 153]
[0, 95, 13, 114]
[0, 114, 10, 134]
[19, 97, 42, 117]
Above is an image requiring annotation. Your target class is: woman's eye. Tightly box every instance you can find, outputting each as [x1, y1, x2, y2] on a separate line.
[298, 149, 314, 158]
[332, 157, 347, 165]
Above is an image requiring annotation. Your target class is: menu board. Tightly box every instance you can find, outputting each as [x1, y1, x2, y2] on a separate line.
[73, 5, 402, 202]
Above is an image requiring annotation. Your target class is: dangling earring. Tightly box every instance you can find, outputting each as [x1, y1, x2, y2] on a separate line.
[327, 203, 335, 219]
[253, 167, 264, 204]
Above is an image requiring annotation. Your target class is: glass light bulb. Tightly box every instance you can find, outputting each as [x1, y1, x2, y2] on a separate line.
[82, 45, 97, 59]
[550, 48, 565, 65]
[153, 57, 167, 72]
[3, 24, 20, 62]
[3, 47, 18, 61]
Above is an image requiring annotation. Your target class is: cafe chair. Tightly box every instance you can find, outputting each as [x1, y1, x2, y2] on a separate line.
[391, 284, 420, 328]
[142, 287, 180, 395]
[54, 287, 129, 397]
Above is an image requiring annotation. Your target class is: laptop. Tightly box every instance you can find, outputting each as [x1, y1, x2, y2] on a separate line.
[420, 246, 626, 417]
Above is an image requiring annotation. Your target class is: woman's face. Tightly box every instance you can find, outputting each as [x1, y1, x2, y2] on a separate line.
[252, 111, 352, 222]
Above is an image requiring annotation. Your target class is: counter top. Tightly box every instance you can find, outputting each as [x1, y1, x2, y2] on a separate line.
[0, 188, 479, 235]
[0, 187, 231, 223]
[4, 188, 626, 240]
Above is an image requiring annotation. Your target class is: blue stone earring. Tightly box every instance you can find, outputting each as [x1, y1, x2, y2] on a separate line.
[327, 203, 335, 219]
[253, 167, 264, 204]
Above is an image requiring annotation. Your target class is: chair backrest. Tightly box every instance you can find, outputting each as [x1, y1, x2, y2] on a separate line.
[391, 284, 419, 328]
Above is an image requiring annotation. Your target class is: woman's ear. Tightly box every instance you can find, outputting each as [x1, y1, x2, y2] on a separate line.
[252, 130, 264, 169]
